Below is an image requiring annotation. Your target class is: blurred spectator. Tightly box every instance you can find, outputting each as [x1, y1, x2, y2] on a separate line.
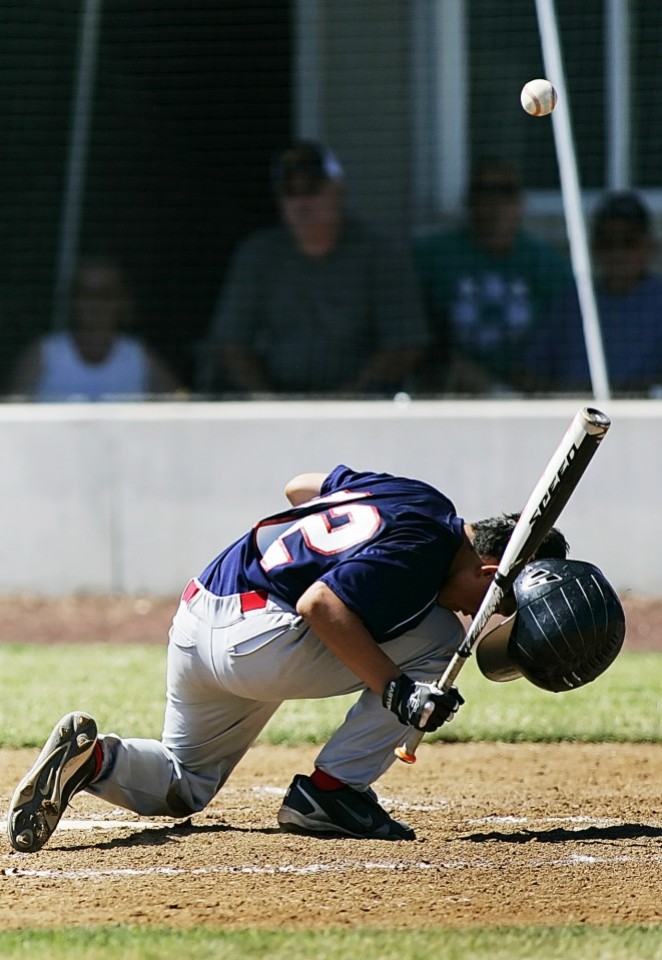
[8, 256, 182, 401]
[413, 157, 572, 394]
[524, 191, 662, 396]
[197, 140, 429, 396]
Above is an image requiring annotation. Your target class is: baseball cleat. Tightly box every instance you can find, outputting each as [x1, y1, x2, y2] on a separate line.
[7, 712, 98, 853]
[277, 773, 415, 841]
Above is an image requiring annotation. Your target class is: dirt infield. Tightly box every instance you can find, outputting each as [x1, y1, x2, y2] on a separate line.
[0, 595, 660, 931]
[1, 742, 661, 930]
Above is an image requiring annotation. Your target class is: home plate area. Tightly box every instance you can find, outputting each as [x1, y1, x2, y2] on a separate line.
[1, 742, 661, 930]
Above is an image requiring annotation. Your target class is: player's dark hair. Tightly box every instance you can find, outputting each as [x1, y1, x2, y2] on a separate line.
[472, 512, 569, 562]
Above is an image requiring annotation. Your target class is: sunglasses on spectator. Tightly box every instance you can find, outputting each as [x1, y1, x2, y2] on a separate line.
[594, 232, 648, 250]
[278, 178, 326, 198]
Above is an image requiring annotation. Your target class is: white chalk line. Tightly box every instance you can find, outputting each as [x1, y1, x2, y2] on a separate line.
[3, 850, 662, 881]
[1, 818, 163, 833]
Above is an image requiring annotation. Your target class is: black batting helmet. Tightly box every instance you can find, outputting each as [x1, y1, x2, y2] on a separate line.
[476, 559, 626, 692]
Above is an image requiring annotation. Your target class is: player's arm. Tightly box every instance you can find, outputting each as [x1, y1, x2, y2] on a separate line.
[297, 581, 462, 731]
[296, 580, 401, 694]
[284, 472, 329, 505]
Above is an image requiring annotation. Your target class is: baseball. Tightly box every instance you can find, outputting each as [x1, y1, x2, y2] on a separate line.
[520, 78, 558, 117]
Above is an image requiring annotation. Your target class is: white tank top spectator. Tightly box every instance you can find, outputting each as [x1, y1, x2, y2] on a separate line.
[8, 256, 182, 401]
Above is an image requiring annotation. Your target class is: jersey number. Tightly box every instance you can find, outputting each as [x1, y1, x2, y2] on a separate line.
[260, 497, 382, 572]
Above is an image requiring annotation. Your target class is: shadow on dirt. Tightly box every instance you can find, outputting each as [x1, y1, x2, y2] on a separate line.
[56, 819, 283, 853]
[463, 822, 662, 844]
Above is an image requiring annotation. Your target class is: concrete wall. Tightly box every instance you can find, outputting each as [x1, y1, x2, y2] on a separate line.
[0, 399, 658, 597]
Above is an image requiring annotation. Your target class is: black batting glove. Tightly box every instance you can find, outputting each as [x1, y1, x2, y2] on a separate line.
[382, 674, 464, 732]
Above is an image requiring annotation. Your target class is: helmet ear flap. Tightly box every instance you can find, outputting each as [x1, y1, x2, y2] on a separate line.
[476, 614, 522, 682]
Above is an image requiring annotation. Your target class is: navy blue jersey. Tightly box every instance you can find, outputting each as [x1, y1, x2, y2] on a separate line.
[198, 465, 465, 643]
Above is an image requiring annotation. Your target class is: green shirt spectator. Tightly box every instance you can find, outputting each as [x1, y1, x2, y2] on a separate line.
[413, 157, 573, 395]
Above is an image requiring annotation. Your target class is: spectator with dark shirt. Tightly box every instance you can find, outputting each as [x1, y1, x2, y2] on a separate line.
[198, 141, 429, 396]
[524, 191, 662, 396]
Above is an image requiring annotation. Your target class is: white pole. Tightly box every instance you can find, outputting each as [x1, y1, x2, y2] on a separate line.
[51, 0, 103, 329]
[534, 0, 611, 401]
[294, 0, 322, 139]
[605, 0, 630, 189]
[436, 0, 468, 216]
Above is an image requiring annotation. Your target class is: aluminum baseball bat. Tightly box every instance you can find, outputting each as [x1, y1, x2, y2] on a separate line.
[395, 406, 611, 764]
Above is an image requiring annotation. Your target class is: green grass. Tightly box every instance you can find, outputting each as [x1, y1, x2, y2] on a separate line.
[0, 925, 660, 960]
[0, 644, 659, 748]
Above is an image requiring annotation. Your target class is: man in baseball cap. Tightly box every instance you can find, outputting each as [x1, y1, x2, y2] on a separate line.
[198, 137, 429, 396]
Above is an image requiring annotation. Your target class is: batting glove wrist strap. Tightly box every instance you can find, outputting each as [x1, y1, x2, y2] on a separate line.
[382, 675, 464, 732]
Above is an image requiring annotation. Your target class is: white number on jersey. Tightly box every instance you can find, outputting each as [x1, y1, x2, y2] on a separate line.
[259, 493, 382, 572]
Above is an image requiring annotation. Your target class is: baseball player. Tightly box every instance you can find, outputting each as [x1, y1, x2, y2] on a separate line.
[7, 463, 570, 852]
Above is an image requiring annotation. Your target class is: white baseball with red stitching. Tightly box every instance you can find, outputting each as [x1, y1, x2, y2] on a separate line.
[520, 78, 558, 117]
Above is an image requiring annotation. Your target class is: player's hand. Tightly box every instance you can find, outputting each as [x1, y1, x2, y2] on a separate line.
[382, 675, 464, 732]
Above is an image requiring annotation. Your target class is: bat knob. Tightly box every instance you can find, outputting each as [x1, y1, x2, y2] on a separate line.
[394, 746, 417, 764]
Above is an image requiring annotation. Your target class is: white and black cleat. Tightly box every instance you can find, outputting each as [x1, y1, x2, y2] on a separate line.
[7, 712, 98, 853]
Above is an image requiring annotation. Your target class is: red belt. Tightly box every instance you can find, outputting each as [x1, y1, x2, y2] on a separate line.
[239, 590, 268, 612]
[182, 579, 200, 603]
[182, 580, 268, 613]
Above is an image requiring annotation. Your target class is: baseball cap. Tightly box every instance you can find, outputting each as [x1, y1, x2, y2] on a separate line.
[271, 140, 344, 189]
[592, 191, 651, 234]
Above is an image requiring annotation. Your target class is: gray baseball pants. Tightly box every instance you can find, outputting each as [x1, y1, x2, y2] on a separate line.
[87, 579, 462, 818]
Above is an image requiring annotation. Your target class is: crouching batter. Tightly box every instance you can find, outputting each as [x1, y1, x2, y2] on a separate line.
[8, 464, 571, 849]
